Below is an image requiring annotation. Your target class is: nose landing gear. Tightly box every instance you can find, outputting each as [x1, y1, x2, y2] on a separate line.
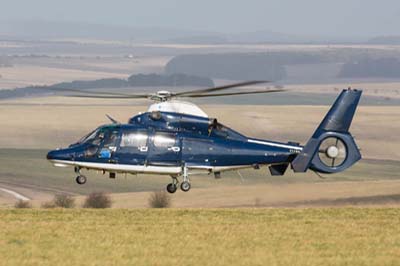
[75, 167, 87, 185]
[76, 175, 87, 185]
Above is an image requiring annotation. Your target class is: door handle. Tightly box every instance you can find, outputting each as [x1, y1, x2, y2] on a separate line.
[138, 146, 148, 152]
[168, 146, 181, 152]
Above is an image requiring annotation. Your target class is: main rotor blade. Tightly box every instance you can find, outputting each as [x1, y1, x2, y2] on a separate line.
[35, 86, 148, 97]
[66, 94, 149, 99]
[184, 89, 285, 98]
[174, 80, 270, 96]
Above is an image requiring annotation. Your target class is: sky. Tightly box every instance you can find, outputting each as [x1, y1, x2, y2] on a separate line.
[1, 0, 400, 37]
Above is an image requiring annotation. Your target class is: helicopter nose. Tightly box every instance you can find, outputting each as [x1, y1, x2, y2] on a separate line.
[47, 150, 59, 160]
[46, 151, 56, 160]
[47, 148, 73, 161]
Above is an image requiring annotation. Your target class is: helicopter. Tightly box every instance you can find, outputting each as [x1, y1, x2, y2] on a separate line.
[46, 81, 362, 193]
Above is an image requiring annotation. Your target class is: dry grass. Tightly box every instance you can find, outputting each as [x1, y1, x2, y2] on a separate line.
[0, 65, 127, 89]
[0, 55, 170, 89]
[0, 208, 400, 265]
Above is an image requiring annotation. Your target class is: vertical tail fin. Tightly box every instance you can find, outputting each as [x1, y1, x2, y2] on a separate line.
[313, 88, 362, 138]
[292, 89, 362, 173]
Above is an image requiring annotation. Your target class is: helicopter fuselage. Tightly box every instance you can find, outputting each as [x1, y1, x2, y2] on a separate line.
[47, 111, 303, 177]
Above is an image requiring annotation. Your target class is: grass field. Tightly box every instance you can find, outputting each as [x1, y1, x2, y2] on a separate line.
[1, 208, 400, 266]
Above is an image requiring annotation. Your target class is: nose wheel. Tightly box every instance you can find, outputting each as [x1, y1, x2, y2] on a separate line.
[76, 175, 87, 185]
[74, 167, 87, 185]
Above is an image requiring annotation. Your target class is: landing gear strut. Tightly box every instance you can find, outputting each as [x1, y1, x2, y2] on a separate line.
[166, 165, 191, 193]
[180, 165, 191, 192]
[75, 167, 87, 185]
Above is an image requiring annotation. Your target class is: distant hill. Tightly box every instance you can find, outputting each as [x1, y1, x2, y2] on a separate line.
[165, 52, 326, 81]
[0, 20, 360, 44]
[0, 20, 217, 41]
[0, 73, 214, 99]
[163, 31, 310, 44]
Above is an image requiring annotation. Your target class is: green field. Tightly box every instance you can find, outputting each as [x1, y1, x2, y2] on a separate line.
[1, 209, 400, 266]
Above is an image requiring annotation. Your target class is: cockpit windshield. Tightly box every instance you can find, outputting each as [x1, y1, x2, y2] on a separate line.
[76, 126, 109, 145]
[76, 128, 100, 144]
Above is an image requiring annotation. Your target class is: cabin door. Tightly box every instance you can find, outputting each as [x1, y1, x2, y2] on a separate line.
[147, 131, 182, 166]
[113, 129, 149, 165]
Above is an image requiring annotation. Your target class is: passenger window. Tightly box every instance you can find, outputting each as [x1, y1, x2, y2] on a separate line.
[120, 132, 148, 147]
[153, 133, 175, 148]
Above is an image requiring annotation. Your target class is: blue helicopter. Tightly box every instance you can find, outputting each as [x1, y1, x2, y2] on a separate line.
[47, 81, 362, 193]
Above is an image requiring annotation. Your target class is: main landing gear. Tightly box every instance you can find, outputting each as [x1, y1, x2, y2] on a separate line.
[166, 165, 191, 193]
[166, 176, 178, 193]
[75, 167, 87, 185]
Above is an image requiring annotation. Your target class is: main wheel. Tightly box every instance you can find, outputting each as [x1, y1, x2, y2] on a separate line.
[166, 183, 177, 194]
[180, 181, 191, 192]
[76, 175, 87, 185]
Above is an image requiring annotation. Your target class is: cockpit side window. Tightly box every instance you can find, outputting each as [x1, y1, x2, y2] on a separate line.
[212, 123, 245, 140]
[92, 131, 105, 146]
[83, 128, 109, 157]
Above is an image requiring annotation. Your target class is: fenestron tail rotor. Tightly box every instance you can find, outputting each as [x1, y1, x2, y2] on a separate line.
[34, 81, 285, 101]
[318, 137, 347, 167]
